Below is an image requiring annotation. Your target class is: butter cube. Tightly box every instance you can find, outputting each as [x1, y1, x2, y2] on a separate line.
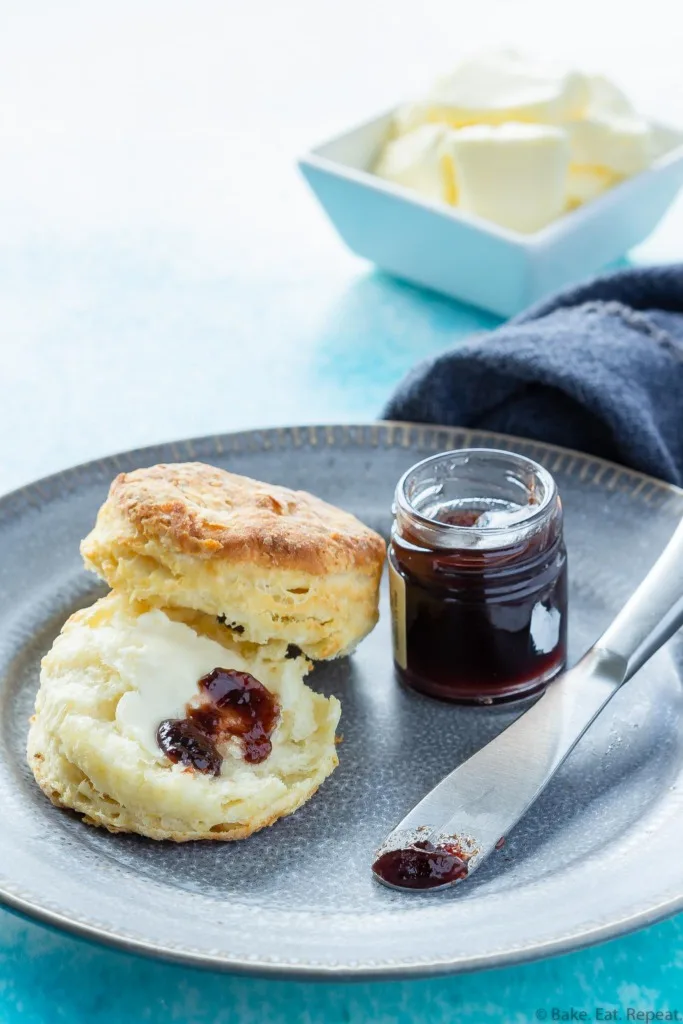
[374, 124, 453, 203]
[396, 51, 589, 133]
[569, 116, 652, 177]
[567, 72, 652, 181]
[443, 122, 570, 233]
[566, 165, 618, 209]
[583, 74, 635, 119]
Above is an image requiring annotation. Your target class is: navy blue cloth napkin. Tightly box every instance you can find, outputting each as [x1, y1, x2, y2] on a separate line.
[384, 265, 683, 485]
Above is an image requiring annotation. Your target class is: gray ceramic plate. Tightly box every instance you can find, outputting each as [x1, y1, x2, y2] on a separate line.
[1, 423, 682, 979]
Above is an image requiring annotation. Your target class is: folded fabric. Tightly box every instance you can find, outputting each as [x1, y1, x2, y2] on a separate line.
[383, 264, 683, 485]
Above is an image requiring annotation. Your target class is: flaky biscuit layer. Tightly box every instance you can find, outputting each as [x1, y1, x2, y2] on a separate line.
[81, 463, 386, 658]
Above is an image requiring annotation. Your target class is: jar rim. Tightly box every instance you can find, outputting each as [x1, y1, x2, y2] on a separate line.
[395, 448, 559, 548]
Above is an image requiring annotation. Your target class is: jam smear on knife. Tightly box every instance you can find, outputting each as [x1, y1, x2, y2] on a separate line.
[372, 840, 470, 890]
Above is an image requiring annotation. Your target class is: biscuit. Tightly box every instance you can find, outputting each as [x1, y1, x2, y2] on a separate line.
[81, 463, 386, 659]
[28, 593, 341, 841]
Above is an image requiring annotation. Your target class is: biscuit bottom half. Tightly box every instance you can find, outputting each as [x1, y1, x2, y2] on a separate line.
[27, 593, 341, 841]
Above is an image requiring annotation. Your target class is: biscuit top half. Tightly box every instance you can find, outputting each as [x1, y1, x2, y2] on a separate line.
[82, 462, 386, 576]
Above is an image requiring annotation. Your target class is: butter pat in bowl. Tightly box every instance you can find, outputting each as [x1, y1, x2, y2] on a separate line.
[299, 52, 683, 316]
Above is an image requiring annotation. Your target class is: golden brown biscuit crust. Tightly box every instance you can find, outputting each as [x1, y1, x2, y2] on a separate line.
[87, 462, 385, 575]
[30, 752, 330, 842]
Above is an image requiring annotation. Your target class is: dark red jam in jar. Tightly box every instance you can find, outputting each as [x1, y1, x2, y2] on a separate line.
[389, 449, 568, 705]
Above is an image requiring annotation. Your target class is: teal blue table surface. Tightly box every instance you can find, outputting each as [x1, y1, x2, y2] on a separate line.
[1, 2, 683, 1020]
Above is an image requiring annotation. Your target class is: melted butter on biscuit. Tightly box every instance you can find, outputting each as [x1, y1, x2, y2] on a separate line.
[51, 605, 249, 758]
[76, 607, 297, 761]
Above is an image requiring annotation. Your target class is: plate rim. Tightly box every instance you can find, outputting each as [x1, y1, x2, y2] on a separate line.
[1, 885, 681, 980]
[1, 420, 682, 979]
[1, 420, 682, 518]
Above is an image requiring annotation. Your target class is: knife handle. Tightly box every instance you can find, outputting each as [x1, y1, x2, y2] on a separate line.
[599, 517, 683, 681]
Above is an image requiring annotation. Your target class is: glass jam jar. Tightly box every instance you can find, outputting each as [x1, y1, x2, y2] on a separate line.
[389, 448, 568, 705]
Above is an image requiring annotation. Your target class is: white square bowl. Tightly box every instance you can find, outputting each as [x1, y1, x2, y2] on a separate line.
[299, 109, 683, 317]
